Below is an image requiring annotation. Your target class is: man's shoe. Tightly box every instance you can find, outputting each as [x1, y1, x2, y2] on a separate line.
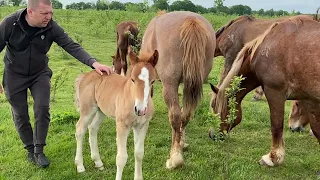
[27, 152, 36, 164]
[34, 153, 50, 168]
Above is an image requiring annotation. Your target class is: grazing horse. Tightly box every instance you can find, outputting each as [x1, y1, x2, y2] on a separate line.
[215, 15, 313, 100]
[289, 100, 314, 136]
[74, 48, 158, 180]
[140, 11, 215, 169]
[210, 17, 320, 167]
[112, 21, 139, 76]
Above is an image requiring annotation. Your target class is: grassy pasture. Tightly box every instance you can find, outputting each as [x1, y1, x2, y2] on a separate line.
[0, 7, 319, 180]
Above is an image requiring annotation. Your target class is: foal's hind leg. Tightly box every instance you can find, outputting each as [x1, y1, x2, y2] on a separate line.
[116, 120, 130, 180]
[88, 109, 106, 170]
[75, 106, 98, 173]
[162, 82, 184, 169]
[132, 119, 150, 180]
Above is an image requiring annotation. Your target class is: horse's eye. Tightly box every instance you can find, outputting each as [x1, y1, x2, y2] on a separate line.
[150, 80, 155, 85]
[131, 79, 135, 83]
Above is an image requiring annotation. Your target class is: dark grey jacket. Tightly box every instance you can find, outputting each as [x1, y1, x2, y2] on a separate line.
[0, 9, 96, 76]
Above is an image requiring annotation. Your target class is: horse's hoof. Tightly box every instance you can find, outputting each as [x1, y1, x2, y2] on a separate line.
[208, 128, 225, 141]
[259, 155, 274, 167]
[166, 153, 184, 169]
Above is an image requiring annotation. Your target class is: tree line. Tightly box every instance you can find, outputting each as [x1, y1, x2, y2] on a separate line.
[0, 0, 303, 16]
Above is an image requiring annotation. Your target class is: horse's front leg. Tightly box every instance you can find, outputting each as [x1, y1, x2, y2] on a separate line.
[88, 110, 106, 170]
[259, 88, 286, 166]
[116, 121, 130, 180]
[132, 119, 150, 180]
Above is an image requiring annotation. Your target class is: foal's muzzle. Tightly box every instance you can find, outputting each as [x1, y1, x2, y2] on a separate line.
[135, 106, 147, 116]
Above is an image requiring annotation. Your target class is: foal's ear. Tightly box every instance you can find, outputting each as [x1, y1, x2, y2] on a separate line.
[149, 50, 158, 67]
[209, 83, 219, 94]
[128, 46, 138, 65]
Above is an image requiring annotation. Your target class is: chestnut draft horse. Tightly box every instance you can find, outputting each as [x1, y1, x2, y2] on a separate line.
[112, 21, 139, 76]
[215, 14, 313, 100]
[211, 17, 320, 167]
[289, 100, 314, 136]
[140, 11, 215, 169]
[74, 48, 158, 180]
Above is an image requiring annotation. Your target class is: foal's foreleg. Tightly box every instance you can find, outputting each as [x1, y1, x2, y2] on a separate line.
[259, 88, 285, 167]
[88, 110, 106, 170]
[75, 107, 98, 173]
[116, 121, 130, 180]
[132, 120, 150, 180]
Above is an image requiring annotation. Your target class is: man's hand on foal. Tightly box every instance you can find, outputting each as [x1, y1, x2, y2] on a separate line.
[92, 62, 112, 75]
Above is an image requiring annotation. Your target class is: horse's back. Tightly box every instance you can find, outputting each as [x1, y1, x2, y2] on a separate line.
[142, 11, 215, 81]
[253, 18, 320, 100]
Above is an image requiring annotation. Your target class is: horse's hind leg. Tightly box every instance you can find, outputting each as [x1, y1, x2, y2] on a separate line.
[180, 108, 193, 150]
[88, 109, 106, 170]
[132, 119, 150, 180]
[259, 88, 285, 167]
[75, 105, 98, 173]
[162, 82, 184, 169]
[116, 120, 130, 180]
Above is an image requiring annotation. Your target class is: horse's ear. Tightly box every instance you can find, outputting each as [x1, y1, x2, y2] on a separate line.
[149, 50, 158, 67]
[111, 55, 115, 59]
[128, 46, 138, 65]
[210, 83, 219, 94]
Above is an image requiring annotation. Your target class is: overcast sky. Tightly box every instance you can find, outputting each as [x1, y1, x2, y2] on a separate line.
[59, 0, 319, 14]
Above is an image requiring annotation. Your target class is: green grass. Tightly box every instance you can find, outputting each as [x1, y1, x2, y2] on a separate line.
[0, 7, 319, 180]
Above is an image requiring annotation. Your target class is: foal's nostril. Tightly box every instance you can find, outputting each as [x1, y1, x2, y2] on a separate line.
[135, 106, 137, 114]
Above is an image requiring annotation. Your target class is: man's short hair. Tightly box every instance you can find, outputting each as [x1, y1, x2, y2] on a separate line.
[27, 0, 52, 9]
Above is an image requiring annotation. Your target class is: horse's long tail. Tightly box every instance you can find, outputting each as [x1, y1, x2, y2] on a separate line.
[216, 22, 279, 114]
[74, 74, 85, 111]
[180, 17, 209, 120]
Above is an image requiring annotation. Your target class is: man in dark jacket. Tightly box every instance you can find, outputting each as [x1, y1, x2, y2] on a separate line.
[0, 0, 112, 168]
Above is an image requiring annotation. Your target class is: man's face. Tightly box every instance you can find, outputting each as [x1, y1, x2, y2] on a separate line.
[28, 2, 53, 27]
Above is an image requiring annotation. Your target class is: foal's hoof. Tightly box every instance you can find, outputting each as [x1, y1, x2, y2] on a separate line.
[77, 166, 86, 173]
[97, 165, 104, 171]
[166, 153, 184, 169]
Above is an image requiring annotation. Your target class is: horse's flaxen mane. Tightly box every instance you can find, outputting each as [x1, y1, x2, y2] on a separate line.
[216, 22, 279, 115]
[216, 15, 255, 39]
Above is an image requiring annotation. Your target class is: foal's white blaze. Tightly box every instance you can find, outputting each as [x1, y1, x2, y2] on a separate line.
[135, 67, 150, 114]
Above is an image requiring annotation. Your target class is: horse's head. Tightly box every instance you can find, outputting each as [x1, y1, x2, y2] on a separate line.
[111, 55, 122, 75]
[128, 47, 158, 116]
[209, 83, 243, 132]
[288, 100, 311, 132]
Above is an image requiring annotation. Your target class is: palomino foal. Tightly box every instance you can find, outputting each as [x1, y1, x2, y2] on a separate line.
[74, 48, 158, 180]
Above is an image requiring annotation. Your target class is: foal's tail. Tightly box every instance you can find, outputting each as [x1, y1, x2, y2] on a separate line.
[180, 17, 210, 119]
[74, 74, 85, 111]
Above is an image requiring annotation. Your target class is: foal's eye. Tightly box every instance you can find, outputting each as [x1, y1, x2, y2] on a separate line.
[131, 79, 135, 83]
[150, 80, 155, 85]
